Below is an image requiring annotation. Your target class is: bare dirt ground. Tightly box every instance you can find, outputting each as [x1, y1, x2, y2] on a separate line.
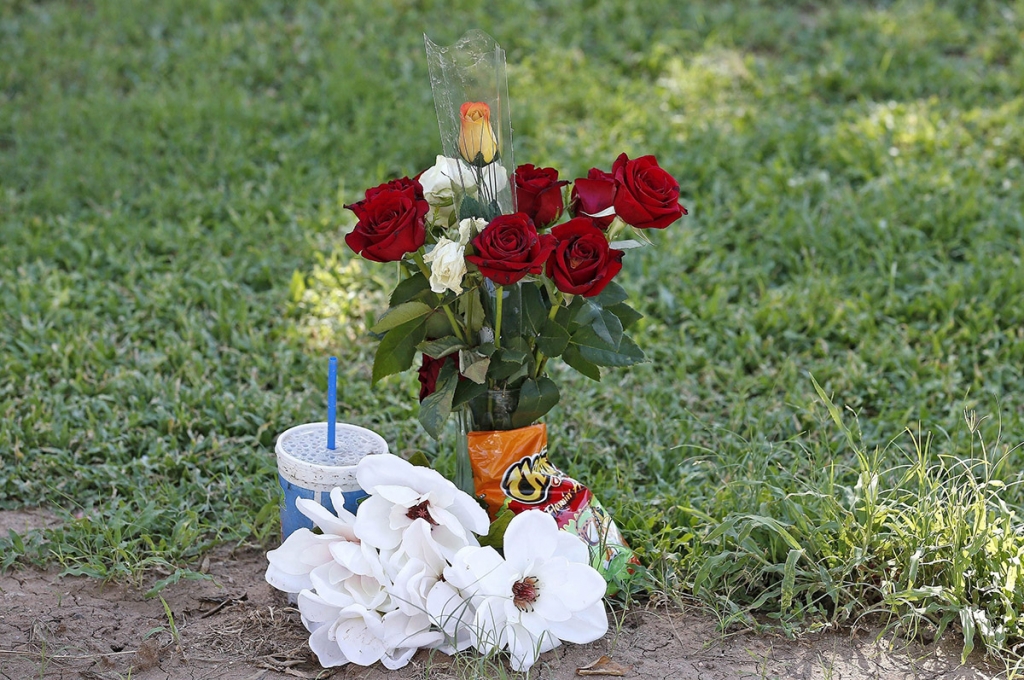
[0, 510, 1005, 680]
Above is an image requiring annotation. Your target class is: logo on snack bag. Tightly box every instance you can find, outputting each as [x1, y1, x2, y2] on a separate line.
[501, 452, 561, 504]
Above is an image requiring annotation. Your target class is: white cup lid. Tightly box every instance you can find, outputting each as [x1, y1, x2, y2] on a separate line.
[275, 422, 389, 490]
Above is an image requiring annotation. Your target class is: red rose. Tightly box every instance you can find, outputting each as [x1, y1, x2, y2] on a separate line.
[466, 213, 555, 286]
[546, 217, 624, 297]
[569, 167, 617, 230]
[513, 164, 568, 227]
[366, 176, 425, 202]
[344, 178, 428, 263]
[611, 153, 686, 229]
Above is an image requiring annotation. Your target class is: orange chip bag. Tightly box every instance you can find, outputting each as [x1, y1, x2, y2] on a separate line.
[467, 423, 637, 572]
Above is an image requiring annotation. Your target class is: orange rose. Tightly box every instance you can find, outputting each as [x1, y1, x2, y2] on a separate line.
[458, 101, 499, 166]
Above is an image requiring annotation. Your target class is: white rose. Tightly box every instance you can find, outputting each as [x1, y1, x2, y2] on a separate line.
[457, 217, 487, 246]
[422, 237, 468, 295]
[419, 156, 477, 222]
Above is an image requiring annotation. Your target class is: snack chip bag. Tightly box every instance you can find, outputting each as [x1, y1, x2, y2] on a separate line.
[467, 423, 636, 573]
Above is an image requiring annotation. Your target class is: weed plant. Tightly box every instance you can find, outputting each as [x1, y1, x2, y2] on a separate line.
[2, 0, 1024, 667]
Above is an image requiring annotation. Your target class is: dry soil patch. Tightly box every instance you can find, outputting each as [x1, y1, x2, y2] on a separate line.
[0, 518, 1004, 679]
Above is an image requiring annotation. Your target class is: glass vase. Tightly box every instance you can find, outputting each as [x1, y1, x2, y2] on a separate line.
[468, 387, 520, 431]
[453, 404, 474, 496]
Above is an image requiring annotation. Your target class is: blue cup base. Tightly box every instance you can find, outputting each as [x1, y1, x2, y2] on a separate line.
[278, 476, 367, 540]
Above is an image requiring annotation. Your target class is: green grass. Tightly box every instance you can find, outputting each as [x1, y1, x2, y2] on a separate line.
[3, 0, 1024, 669]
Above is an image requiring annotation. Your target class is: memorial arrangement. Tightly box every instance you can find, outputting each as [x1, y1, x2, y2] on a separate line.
[265, 30, 687, 672]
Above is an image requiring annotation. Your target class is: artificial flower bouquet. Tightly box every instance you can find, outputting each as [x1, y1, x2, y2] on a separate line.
[267, 453, 609, 672]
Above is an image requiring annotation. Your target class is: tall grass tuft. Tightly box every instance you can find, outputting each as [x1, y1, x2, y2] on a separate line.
[673, 376, 1024, 666]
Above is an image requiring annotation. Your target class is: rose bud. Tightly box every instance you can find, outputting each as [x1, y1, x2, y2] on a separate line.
[344, 178, 429, 263]
[546, 217, 624, 297]
[466, 212, 555, 286]
[513, 164, 568, 228]
[569, 168, 617, 230]
[458, 101, 499, 166]
[611, 153, 687, 229]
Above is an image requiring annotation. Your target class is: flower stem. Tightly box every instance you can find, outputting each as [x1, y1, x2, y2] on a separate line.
[411, 251, 466, 343]
[494, 285, 504, 350]
[532, 291, 563, 378]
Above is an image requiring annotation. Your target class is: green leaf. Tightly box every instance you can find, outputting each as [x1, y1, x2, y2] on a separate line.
[145, 569, 214, 598]
[536, 318, 570, 357]
[960, 608, 977, 663]
[459, 350, 490, 384]
[486, 345, 533, 381]
[605, 302, 643, 330]
[424, 310, 455, 338]
[574, 299, 602, 330]
[8, 529, 24, 553]
[589, 308, 623, 347]
[571, 327, 645, 367]
[521, 284, 548, 335]
[458, 195, 485, 219]
[390, 273, 431, 306]
[478, 499, 514, 550]
[512, 377, 560, 428]
[417, 336, 466, 359]
[372, 318, 427, 384]
[288, 269, 306, 302]
[418, 362, 458, 439]
[781, 548, 803, 612]
[505, 335, 532, 355]
[460, 287, 486, 335]
[371, 301, 433, 333]
[407, 451, 432, 468]
[594, 281, 628, 307]
[562, 344, 602, 381]
[453, 380, 488, 409]
[500, 284, 523, 340]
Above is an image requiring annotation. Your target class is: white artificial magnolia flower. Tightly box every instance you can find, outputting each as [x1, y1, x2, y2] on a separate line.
[300, 594, 442, 670]
[422, 237, 467, 295]
[444, 510, 609, 672]
[298, 520, 444, 670]
[384, 519, 448, 617]
[425, 551, 481, 654]
[457, 217, 487, 246]
[354, 453, 489, 560]
[304, 541, 393, 615]
[419, 155, 477, 222]
[265, 488, 358, 594]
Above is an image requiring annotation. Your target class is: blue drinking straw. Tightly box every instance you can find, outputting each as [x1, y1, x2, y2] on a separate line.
[327, 356, 338, 450]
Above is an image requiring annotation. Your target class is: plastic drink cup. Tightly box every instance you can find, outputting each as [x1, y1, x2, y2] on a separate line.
[275, 422, 388, 539]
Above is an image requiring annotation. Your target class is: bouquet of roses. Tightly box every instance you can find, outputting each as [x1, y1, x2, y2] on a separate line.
[344, 101, 687, 447]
